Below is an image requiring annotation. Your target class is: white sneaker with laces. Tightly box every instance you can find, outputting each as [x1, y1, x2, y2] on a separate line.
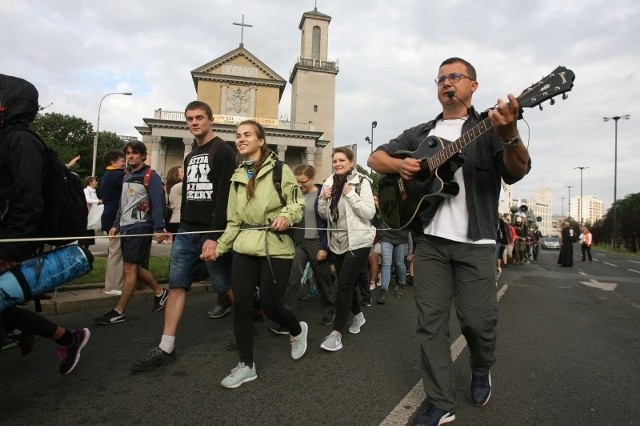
[320, 333, 343, 352]
[348, 312, 366, 334]
[221, 362, 257, 388]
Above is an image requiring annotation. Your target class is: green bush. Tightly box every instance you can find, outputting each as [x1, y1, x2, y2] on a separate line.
[66, 256, 170, 286]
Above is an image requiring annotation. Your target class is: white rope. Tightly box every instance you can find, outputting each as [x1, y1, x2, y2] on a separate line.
[0, 225, 390, 244]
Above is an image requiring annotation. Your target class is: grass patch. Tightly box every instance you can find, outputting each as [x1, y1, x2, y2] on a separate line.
[67, 256, 170, 286]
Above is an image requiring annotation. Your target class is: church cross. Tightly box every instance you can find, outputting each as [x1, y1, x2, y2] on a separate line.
[233, 14, 253, 47]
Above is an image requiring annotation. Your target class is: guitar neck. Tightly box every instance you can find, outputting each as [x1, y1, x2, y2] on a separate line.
[427, 116, 493, 171]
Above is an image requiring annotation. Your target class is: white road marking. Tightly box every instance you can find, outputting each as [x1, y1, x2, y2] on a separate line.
[604, 262, 618, 267]
[381, 284, 509, 425]
[628, 269, 640, 275]
[579, 279, 617, 292]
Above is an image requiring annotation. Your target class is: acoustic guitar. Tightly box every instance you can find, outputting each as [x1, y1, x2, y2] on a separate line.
[377, 66, 575, 232]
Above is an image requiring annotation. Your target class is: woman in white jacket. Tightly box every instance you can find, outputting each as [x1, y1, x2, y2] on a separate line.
[318, 147, 376, 352]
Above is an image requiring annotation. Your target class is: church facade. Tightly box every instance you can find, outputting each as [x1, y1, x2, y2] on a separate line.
[135, 7, 338, 182]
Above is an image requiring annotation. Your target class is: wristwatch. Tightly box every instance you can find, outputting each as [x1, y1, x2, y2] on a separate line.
[502, 133, 520, 148]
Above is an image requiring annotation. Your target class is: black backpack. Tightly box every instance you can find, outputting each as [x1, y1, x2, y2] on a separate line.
[5, 128, 88, 245]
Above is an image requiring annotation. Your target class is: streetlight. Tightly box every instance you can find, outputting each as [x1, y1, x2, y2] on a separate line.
[92, 92, 132, 176]
[566, 185, 574, 219]
[370, 120, 378, 155]
[603, 114, 630, 247]
[574, 166, 589, 227]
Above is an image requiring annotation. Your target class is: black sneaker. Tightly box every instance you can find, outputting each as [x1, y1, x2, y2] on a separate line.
[361, 298, 372, 307]
[376, 289, 388, 304]
[470, 371, 492, 406]
[152, 288, 169, 312]
[57, 328, 91, 375]
[131, 347, 176, 373]
[208, 304, 232, 319]
[95, 309, 126, 325]
[268, 323, 290, 335]
[416, 403, 455, 426]
[396, 285, 406, 298]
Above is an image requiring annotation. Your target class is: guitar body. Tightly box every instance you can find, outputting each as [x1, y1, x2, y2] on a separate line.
[378, 135, 464, 231]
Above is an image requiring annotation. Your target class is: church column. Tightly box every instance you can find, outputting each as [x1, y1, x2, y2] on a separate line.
[183, 138, 194, 159]
[277, 144, 287, 161]
[220, 83, 228, 115]
[305, 146, 317, 165]
[150, 136, 161, 171]
[249, 86, 257, 117]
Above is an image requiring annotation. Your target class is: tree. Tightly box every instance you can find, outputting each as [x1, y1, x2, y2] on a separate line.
[31, 112, 127, 181]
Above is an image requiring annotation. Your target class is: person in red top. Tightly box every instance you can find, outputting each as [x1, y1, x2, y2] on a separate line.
[507, 221, 517, 265]
[581, 226, 593, 262]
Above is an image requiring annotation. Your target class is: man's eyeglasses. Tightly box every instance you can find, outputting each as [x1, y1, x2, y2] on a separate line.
[434, 73, 473, 86]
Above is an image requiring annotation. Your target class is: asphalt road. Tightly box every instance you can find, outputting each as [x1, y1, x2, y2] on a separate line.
[1, 244, 639, 425]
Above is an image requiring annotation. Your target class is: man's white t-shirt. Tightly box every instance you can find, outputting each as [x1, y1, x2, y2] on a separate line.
[423, 118, 495, 245]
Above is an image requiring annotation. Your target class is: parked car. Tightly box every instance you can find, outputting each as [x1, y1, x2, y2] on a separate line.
[541, 236, 560, 250]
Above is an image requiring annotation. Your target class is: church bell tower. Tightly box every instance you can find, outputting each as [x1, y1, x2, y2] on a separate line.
[289, 7, 338, 178]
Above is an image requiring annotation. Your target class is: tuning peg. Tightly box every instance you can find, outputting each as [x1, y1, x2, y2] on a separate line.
[562, 93, 568, 100]
[539, 104, 543, 111]
[550, 98, 555, 105]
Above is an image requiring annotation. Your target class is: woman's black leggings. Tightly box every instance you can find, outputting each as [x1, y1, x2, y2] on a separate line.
[332, 247, 371, 332]
[1, 306, 57, 337]
[231, 253, 302, 365]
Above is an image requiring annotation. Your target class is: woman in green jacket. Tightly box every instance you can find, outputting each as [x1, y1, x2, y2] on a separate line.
[214, 120, 308, 388]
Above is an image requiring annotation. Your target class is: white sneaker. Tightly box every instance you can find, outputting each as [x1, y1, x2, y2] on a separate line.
[348, 312, 366, 334]
[320, 333, 342, 352]
[290, 322, 308, 360]
[221, 362, 257, 388]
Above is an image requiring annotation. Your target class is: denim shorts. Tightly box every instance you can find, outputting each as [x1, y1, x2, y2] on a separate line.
[168, 228, 232, 293]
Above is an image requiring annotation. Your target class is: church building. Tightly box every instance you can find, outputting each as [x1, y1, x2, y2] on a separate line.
[135, 7, 338, 181]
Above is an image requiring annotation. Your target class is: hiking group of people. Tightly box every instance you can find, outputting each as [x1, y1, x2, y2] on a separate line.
[2, 56, 532, 426]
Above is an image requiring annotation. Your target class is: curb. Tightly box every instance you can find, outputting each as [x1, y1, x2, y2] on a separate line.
[23, 281, 212, 316]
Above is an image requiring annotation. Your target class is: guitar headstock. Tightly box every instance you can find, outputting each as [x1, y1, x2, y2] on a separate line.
[517, 66, 575, 109]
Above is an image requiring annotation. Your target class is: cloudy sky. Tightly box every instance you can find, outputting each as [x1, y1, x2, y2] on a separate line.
[2, 0, 638, 215]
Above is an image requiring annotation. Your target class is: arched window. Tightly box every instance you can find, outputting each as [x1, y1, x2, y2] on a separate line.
[312, 26, 321, 60]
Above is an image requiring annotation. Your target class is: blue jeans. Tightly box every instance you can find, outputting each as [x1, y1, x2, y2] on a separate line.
[168, 228, 232, 293]
[380, 242, 408, 290]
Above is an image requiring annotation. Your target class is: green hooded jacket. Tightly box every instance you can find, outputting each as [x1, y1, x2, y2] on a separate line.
[216, 152, 304, 259]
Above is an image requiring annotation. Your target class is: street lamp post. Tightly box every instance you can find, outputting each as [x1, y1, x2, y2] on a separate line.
[566, 185, 574, 219]
[574, 166, 589, 227]
[370, 120, 377, 155]
[559, 197, 566, 218]
[603, 114, 630, 247]
[92, 92, 132, 176]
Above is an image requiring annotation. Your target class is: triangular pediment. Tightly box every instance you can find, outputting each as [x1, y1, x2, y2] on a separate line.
[191, 46, 286, 96]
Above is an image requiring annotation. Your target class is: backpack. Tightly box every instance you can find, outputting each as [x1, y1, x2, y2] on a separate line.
[125, 167, 160, 214]
[4, 128, 88, 245]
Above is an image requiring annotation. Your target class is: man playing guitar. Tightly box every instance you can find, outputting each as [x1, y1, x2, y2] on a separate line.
[368, 57, 531, 426]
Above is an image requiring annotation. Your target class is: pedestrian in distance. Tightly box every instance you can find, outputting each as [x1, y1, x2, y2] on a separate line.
[131, 101, 236, 373]
[80, 176, 102, 251]
[368, 57, 531, 425]
[101, 150, 126, 296]
[212, 120, 308, 388]
[557, 221, 574, 267]
[581, 226, 593, 262]
[94, 141, 168, 325]
[318, 147, 376, 352]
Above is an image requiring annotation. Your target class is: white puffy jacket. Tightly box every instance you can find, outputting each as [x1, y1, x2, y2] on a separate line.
[318, 171, 376, 252]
